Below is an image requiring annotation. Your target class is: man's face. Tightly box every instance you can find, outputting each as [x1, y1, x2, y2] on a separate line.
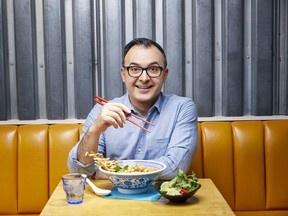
[121, 45, 168, 106]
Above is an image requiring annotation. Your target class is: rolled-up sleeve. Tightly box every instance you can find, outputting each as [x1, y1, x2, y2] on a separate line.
[67, 104, 101, 177]
[67, 141, 97, 177]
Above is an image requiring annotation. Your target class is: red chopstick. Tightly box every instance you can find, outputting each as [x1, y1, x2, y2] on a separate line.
[95, 96, 155, 126]
[93, 96, 154, 133]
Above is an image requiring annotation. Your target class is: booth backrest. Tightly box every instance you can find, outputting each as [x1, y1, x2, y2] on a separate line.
[0, 124, 82, 215]
[0, 120, 288, 215]
[189, 120, 288, 215]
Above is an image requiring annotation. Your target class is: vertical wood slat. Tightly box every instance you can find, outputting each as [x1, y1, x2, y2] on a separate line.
[74, 0, 94, 118]
[214, 0, 224, 116]
[44, 0, 65, 119]
[124, 0, 134, 43]
[6, 0, 18, 119]
[155, 0, 164, 47]
[102, 0, 123, 100]
[0, 1, 6, 120]
[278, 0, 288, 114]
[64, 0, 75, 118]
[14, 0, 36, 120]
[226, 0, 243, 116]
[92, 0, 100, 97]
[184, 0, 193, 98]
[0, 0, 287, 120]
[243, 0, 255, 115]
[35, 0, 47, 119]
[163, 0, 183, 95]
[193, 0, 214, 116]
[98, 0, 105, 98]
[134, 0, 153, 38]
[256, 0, 273, 115]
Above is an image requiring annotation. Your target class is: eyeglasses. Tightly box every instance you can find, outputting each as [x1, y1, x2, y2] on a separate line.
[124, 66, 164, 78]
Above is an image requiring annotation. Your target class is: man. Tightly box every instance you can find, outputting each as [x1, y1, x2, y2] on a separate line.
[68, 38, 198, 179]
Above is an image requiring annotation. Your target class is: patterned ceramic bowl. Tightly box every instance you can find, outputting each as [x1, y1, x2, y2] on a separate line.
[99, 160, 166, 194]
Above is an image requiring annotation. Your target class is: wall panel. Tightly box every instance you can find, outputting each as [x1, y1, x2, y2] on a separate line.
[101, 0, 123, 100]
[14, 0, 36, 120]
[44, 0, 65, 119]
[73, 0, 94, 118]
[193, 0, 214, 116]
[255, 0, 273, 115]
[0, 0, 6, 119]
[0, 0, 287, 120]
[225, 0, 243, 116]
[164, 0, 184, 96]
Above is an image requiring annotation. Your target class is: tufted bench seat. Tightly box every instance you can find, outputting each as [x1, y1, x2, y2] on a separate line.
[189, 120, 288, 216]
[0, 124, 82, 215]
[0, 120, 287, 215]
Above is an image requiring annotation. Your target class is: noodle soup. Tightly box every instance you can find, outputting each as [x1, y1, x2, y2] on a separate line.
[99, 160, 166, 194]
[114, 164, 157, 173]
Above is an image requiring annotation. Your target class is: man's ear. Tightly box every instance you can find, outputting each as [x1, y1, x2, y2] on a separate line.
[120, 67, 125, 82]
[163, 68, 169, 81]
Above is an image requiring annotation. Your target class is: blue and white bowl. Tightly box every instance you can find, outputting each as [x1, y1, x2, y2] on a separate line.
[99, 160, 166, 194]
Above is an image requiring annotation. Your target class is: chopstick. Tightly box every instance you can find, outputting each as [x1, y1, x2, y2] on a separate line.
[95, 96, 155, 126]
[93, 96, 154, 133]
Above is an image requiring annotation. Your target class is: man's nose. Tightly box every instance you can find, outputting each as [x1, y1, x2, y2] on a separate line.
[139, 69, 150, 80]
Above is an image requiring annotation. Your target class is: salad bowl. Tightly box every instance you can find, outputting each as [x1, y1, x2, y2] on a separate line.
[154, 181, 201, 202]
[154, 170, 201, 202]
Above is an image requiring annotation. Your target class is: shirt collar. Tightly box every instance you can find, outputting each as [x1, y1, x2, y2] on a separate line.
[149, 92, 163, 114]
[123, 92, 163, 115]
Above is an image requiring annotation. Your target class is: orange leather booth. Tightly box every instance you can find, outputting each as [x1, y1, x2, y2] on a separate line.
[0, 120, 287, 215]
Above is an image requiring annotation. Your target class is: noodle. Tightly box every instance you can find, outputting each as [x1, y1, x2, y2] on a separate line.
[86, 152, 119, 172]
[86, 152, 157, 173]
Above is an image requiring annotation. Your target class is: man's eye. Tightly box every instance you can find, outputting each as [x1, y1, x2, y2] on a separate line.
[149, 67, 158, 71]
[131, 67, 141, 71]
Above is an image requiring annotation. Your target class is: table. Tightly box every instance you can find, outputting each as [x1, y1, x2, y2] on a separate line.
[40, 179, 235, 216]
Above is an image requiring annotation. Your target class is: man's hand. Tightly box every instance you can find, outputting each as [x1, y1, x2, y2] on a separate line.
[92, 102, 131, 133]
[77, 102, 131, 164]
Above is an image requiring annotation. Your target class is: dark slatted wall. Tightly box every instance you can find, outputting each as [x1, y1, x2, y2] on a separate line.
[0, 0, 287, 120]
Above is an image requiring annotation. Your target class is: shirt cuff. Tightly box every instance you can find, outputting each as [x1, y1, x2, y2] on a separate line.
[67, 142, 98, 177]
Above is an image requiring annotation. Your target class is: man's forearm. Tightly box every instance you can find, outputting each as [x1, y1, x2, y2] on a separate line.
[77, 126, 101, 164]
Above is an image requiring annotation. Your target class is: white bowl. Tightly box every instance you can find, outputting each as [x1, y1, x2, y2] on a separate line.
[99, 160, 166, 194]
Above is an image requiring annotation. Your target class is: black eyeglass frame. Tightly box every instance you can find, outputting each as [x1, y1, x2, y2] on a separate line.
[123, 66, 165, 78]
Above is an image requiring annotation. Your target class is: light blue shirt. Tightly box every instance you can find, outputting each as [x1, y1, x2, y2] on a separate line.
[68, 92, 198, 179]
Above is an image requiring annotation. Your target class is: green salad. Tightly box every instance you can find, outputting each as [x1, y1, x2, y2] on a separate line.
[160, 170, 199, 195]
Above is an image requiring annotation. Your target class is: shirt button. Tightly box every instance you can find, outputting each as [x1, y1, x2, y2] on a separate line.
[137, 148, 141, 152]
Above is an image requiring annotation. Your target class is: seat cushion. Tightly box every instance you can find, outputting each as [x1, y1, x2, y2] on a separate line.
[235, 210, 288, 216]
[201, 122, 235, 209]
[0, 126, 18, 215]
[264, 121, 288, 210]
[48, 124, 80, 195]
[232, 121, 266, 211]
[18, 125, 49, 214]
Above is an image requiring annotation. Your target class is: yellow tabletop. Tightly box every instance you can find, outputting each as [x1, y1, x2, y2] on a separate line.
[40, 179, 235, 216]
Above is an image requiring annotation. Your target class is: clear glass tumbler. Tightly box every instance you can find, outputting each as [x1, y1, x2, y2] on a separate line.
[62, 173, 87, 204]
